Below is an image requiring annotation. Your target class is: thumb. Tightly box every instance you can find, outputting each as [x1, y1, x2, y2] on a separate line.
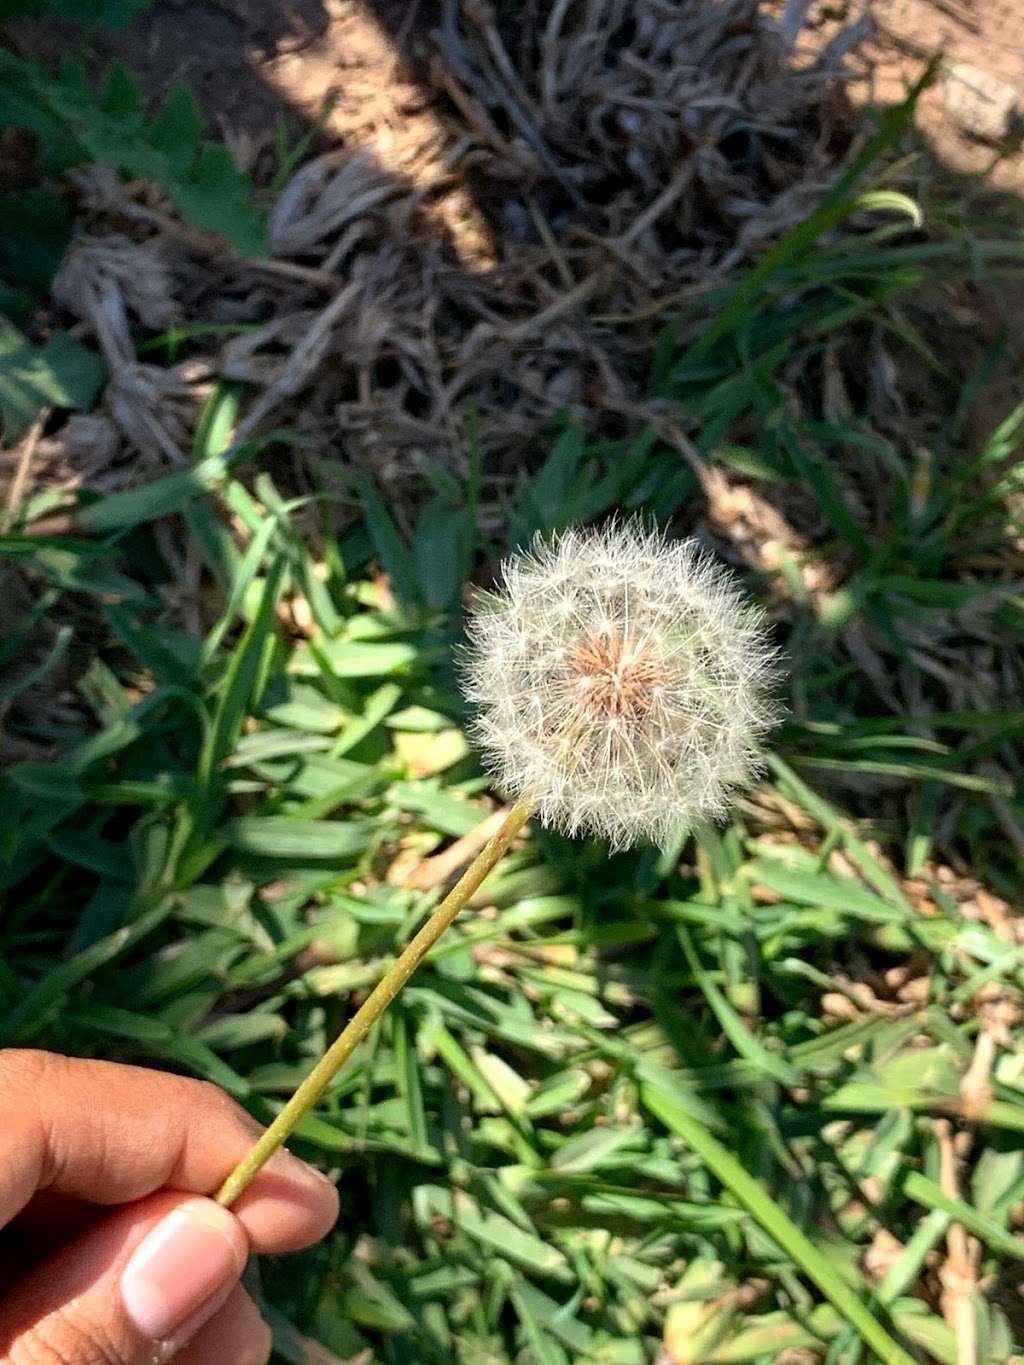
[1, 1191, 253, 1365]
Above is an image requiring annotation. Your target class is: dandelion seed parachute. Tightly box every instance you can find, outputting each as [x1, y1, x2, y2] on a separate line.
[462, 521, 779, 850]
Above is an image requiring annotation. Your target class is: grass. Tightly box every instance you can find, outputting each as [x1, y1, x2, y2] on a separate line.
[3, 71, 1024, 1365]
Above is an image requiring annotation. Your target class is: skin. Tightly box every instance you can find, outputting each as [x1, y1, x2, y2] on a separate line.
[0, 1049, 340, 1365]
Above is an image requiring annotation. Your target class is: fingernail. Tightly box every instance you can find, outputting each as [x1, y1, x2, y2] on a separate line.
[120, 1199, 247, 1343]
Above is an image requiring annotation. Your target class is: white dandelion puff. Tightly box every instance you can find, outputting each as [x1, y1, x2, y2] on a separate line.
[461, 521, 780, 850]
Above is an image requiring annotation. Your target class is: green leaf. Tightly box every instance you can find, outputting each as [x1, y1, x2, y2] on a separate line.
[338, 1262, 417, 1332]
[0, 188, 71, 293]
[852, 189, 923, 229]
[392, 1006, 430, 1155]
[551, 1125, 637, 1173]
[0, 51, 263, 253]
[250, 755, 382, 805]
[193, 1012, 287, 1049]
[7, 759, 85, 804]
[876, 1211, 950, 1306]
[680, 59, 938, 365]
[743, 860, 908, 924]
[0, 51, 82, 173]
[0, 621, 72, 706]
[0, 902, 173, 1043]
[509, 1274, 568, 1365]
[523, 1068, 591, 1118]
[175, 557, 287, 870]
[63, 1002, 251, 1096]
[297, 639, 418, 679]
[972, 1148, 1024, 1219]
[333, 682, 403, 756]
[104, 608, 203, 688]
[354, 472, 422, 608]
[470, 1046, 532, 1117]
[0, 318, 105, 443]
[0, 536, 147, 599]
[779, 424, 869, 556]
[48, 828, 133, 881]
[100, 62, 142, 118]
[677, 927, 800, 1085]
[515, 421, 589, 536]
[509, 1279, 593, 1355]
[147, 84, 203, 172]
[413, 498, 475, 611]
[262, 685, 347, 734]
[219, 817, 374, 860]
[419, 1185, 573, 1282]
[263, 1303, 367, 1365]
[201, 513, 279, 662]
[74, 439, 252, 533]
[171, 143, 265, 257]
[0, 279, 31, 323]
[389, 781, 484, 836]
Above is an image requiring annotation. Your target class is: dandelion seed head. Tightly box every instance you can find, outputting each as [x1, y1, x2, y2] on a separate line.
[461, 521, 780, 849]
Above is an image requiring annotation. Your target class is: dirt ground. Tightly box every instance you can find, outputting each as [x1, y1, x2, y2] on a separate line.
[4, 0, 1022, 538]
[12, 0, 1024, 180]
[9, 2, 1024, 194]
[816, 0, 1024, 192]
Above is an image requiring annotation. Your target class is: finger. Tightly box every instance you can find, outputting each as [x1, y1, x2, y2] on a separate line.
[0, 1151, 336, 1278]
[174, 1285, 272, 1365]
[8, 1190, 106, 1250]
[0, 1191, 250, 1365]
[0, 1049, 338, 1253]
[0, 1192, 106, 1293]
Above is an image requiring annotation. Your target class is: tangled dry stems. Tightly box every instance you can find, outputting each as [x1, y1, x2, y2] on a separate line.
[13, 0, 861, 510]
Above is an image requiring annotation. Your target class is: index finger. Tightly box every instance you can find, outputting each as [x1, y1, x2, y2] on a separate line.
[0, 1050, 338, 1253]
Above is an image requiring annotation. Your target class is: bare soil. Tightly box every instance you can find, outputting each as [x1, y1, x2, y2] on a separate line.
[5, 1, 875, 504]
[813, 0, 1024, 191]
[3, 0, 1021, 581]
[11, 2, 1024, 192]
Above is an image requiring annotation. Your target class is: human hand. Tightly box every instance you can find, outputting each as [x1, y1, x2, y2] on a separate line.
[0, 1049, 339, 1365]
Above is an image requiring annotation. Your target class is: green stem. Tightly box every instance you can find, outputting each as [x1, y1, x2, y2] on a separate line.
[215, 794, 535, 1207]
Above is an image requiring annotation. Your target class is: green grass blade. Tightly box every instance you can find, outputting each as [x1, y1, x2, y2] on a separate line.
[680, 59, 938, 364]
[902, 1171, 1024, 1260]
[195, 555, 287, 812]
[642, 1082, 915, 1365]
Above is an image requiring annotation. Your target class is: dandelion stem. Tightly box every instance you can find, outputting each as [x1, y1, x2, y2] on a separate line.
[215, 794, 535, 1207]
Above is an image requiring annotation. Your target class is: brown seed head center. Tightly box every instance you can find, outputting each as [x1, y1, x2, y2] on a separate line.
[565, 631, 664, 723]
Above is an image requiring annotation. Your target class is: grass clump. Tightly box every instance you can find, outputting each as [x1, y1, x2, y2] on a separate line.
[4, 363, 1024, 1362]
[2, 12, 1024, 1365]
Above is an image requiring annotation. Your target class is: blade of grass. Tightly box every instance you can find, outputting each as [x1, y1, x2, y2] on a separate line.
[642, 1082, 915, 1365]
[676, 927, 799, 1085]
[681, 60, 938, 364]
[201, 513, 279, 663]
[902, 1171, 1024, 1259]
[0, 902, 173, 1043]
